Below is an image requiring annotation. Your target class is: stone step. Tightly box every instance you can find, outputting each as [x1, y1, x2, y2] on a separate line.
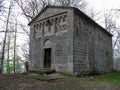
[29, 69, 56, 74]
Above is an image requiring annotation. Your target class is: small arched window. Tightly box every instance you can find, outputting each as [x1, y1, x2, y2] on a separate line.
[39, 23, 42, 31]
[55, 18, 58, 23]
[63, 15, 67, 22]
[47, 20, 51, 32]
[34, 25, 36, 30]
[59, 16, 62, 23]
[36, 24, 39, 30]
[51, 19, 54, 25]
[55, 18, 58, 32]
[44, 40, 52, 49]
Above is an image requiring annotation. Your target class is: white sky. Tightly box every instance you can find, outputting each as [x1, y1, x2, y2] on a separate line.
[86, 0, 120, 28]
[87, 0, 120, 11]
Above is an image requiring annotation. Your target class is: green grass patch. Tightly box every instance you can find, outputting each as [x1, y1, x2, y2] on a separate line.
[95, 72, 120, 84]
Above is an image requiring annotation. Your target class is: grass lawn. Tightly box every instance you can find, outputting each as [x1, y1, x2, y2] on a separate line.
[95, 72, 120, 84]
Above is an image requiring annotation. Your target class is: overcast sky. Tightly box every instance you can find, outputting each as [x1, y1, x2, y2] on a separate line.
[86, 0, 120, 28]
[87, 0, 120, 11]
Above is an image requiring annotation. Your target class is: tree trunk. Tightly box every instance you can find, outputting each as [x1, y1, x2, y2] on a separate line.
[13, 19, 17, 74]
[7, 33, 10, 74]
[0, 1, 13, 74]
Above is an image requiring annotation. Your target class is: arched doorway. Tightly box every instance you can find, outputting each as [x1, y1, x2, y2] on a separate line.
[44, 40, 52, 68]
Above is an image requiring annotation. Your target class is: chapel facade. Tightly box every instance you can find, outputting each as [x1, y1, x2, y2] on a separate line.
[28, 6, 113, 75]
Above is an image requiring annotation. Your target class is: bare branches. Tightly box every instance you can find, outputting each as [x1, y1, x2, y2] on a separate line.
[55, 0, 87, 10]
[14, 0, 50, 21]
[14, 0, 33, 21]
[0, 0, 14, 74]
[19, 24, 30, 36]
[113, 30, 120, 49]
[102, 11, 120, 59]
[0, 0, 4, 11]
[87, 8, 101, 21]
[14, 0, 87, 22]
[103, 11, 115, 32]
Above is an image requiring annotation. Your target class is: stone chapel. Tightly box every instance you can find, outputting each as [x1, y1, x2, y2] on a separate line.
[28, 6, 113, 75]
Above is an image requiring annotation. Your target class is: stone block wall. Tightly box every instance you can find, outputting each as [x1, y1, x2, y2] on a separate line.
[29, 8, 74, 74]
[73, 14, 93, 75]
[93, 26, 113, 73]
[73, 13, 113, 75]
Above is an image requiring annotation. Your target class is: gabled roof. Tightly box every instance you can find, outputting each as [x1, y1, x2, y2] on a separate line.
[28, 5, 112, 37]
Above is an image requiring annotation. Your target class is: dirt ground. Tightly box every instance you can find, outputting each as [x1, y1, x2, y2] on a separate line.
[0, 74, 120, 90]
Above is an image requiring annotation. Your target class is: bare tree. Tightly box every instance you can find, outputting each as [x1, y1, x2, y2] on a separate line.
[6, 31, 11, 73]
[102, 11, 120, 60]
[103, 11, 116, 33]
[56, 0, 87, 10]
[14, 0, 48, 21]
[19, 24, 30, 36]
[13, 18, 17, 73]
[0, 0, 4, 12]
[87, 8, 101, 22]
[15, 0, 87, 22]
[0, 0, 14, 74]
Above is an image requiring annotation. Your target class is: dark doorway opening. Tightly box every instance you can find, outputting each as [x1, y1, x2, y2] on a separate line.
[44, 48, 51, 68]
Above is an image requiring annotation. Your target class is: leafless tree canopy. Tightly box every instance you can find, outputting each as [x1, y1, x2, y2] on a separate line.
[87, 8, 101, 21]
[0, 0, 14, 74]
[0, 0, 4, 11]
[56, 0, 87, 8]
[0, 0, 5, 16]
[14, 0, 87, 21]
